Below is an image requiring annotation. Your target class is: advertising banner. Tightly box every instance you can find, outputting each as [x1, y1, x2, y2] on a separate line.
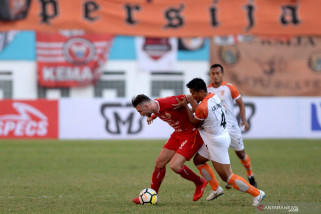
[236, 97, 321, 139]
[210, 36, 321, 96]
[59, 99, 173, 140]
[0, 100, 58, 139]
[0, 0, 320, 37]
[59, 98, 321, 140]
[36, 31, 114, 87]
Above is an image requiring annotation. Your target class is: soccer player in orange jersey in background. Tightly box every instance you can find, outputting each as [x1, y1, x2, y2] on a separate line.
[174, 78, 265, 206]
[131, 94, 209, 204]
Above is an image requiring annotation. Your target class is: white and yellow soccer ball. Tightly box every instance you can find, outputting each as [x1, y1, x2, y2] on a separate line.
[138, 188, 158, 205]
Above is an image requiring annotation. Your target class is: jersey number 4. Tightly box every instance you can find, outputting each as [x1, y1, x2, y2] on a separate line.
[221, 110, 226, 128]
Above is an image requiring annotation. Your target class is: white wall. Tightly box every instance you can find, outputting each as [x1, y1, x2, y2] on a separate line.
[0, 60, 209, 99]
[0, 61, 37, 99]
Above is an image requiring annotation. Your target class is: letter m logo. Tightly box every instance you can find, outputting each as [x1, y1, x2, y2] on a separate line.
[101, 103, 144, 135]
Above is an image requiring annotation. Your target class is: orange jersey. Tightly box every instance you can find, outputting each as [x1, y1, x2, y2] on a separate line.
[207, 81, 240, 128]
[154, 95, 196, 133]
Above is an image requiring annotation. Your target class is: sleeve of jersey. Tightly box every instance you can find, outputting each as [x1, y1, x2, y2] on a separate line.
[195, 104, 207, 121]
[228, 84, 241, 100]
[156, 95, 185, 111]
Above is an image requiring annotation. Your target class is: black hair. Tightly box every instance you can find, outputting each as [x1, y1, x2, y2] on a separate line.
[210, 63, 224, 73]
[186, 78, 207, 92]
[132, 94, 151, 107]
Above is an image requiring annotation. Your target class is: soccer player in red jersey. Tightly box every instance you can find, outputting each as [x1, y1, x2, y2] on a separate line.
[131, 94, 208, 204]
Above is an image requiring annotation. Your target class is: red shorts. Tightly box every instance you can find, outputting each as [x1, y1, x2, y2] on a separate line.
[163, 129, 204, 161]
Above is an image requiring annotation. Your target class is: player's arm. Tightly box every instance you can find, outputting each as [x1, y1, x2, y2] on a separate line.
[147, 114, 157, 125]
[185, 94, 199, 113]
[235, 96, 249, 131]
[173, 97, 203, 128]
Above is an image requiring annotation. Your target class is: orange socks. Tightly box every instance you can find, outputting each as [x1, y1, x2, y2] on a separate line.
[227, 174, 259, 197]
[197, 163, 219, 191]
[240, 154, 253, 178]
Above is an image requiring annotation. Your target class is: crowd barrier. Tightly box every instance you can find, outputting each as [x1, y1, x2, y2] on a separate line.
[0, 97, 320, 139]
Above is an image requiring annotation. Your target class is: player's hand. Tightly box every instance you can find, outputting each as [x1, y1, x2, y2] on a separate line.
[147, 117, 154, 125]
[185, 94, 193, 103]
[241, 121, 250, 131]
[173, 97, 187, 110]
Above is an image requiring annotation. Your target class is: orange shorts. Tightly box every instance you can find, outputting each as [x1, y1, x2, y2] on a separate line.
[163, 129, 204, 161]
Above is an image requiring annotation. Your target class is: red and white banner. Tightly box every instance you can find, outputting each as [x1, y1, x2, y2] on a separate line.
[0, 100, 58, 139]
[36, 31, 114, 87]
[135, 37, 177, 71]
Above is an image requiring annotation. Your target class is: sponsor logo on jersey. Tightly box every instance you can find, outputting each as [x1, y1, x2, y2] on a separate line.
[165, 112, 171, 118]
[311, 102, 321, 131]
[179, 140, 188, 149]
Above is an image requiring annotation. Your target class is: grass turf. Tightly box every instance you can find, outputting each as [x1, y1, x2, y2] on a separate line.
[0, 139, 320, 213]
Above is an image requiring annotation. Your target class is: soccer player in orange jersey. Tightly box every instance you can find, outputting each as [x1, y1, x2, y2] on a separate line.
[174, 78, 265, 206]
[207, 64, 258, 190]
[131, 94, 208, 204]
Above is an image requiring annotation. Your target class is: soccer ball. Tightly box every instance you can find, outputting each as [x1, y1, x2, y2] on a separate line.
[138, 188, 158, 205]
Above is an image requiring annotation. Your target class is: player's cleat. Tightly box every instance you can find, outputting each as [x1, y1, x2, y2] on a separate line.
[193, 178, 208, 201]
[206, 186, 224, 201]
[248, 176, 258, 188]
[132, 197, 140, 204]
[252, 190, 265, 206]
[225, 183, 232, 189]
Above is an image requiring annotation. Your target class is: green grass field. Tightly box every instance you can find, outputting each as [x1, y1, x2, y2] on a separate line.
[0, 139, 320, 214]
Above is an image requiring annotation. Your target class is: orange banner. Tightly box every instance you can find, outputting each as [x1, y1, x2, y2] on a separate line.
[210, 36, 321, 96]
[0, 0, 320, 37]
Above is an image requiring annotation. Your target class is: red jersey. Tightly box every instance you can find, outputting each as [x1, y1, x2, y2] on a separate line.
[154, 95, 195, 133]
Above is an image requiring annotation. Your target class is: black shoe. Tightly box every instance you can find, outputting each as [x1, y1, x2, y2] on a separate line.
[225, 184, 232, 189]
[248, 176, 257, 188]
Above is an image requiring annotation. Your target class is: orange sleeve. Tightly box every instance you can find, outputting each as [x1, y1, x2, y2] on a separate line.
[195, 102, 208, 120]
[226, 84, 240, 99]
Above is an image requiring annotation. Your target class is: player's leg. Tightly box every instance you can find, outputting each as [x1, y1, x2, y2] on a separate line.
[132, 143, 176, 204]
[229, 128, 258, 188]
[224, 164, 233, 189]
[170, 130, 207, 201]
[235, 149, 257, 187]
[169, 152, 207, 201]
[152, 148, 176, 193]
[211, 160, 263, 200]
[209, 153, 265, 206]
[206, 131, 265, 206]
[193, 146, 224, 201]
